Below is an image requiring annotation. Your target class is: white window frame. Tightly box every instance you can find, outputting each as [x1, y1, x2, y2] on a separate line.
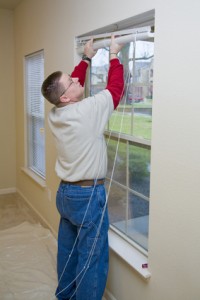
[23, 50, 46, 187]
[75, 10, 154, 278]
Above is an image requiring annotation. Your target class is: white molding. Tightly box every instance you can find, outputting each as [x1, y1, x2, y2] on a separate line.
[77, 10, 155, 38]
[0, 187, 16, 195]
[104, 289, 117, 300]
[17, 189, 57, 238]
[21, 167, 46, 188]
[108, 229, 151, 279]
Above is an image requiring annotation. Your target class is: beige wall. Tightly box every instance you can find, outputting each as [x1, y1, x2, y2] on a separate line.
[0, 9, 16, 191]
[14, 0, 200, 299]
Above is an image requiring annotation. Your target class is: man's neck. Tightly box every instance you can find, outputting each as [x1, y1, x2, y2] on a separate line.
[56, 98, 82, 108]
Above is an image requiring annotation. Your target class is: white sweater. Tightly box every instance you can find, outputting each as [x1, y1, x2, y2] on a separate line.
[48, 90, 114, 182]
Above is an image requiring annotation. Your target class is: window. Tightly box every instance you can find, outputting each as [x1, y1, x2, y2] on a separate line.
[25, 50, 45, 179]
[76, 11, 154, 254]
[90, 40, 153, 251]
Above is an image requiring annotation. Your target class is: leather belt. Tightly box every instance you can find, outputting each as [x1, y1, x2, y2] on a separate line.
[61, 179, 105, 186]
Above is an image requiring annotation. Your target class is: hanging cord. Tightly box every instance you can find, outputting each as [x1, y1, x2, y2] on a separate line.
[56, 47, 128, 281]
[71, 43, 137, 295]
[68, 71, 132, 300]
[54, 71, 129, 300]
[54, 39, 136, 298]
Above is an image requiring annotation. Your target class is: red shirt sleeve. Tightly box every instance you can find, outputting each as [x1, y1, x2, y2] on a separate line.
[106, 58, 124, 109]
[71, 61, 88, 87]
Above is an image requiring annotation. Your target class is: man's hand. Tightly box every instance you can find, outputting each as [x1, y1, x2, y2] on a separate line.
[110, 34, 124, 59]
[84, 39, 97, 59]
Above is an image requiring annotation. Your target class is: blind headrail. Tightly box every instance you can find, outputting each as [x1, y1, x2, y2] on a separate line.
[76, 27, 154, 55]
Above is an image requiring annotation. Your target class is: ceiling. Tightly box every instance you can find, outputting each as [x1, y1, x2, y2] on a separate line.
[0, 0, 22, 10]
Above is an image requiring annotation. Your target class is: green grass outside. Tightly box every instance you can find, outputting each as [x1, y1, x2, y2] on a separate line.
[119, 98, 152, 108]
[108, 112, 152, 140]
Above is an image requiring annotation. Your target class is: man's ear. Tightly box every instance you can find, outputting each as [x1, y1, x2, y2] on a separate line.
[60, 95, 71, 103]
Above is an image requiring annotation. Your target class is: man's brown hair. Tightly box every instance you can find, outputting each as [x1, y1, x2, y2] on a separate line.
[41, 71, 64, 105]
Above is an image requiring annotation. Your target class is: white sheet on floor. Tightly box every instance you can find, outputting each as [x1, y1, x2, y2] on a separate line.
[0, 222, 57, 300]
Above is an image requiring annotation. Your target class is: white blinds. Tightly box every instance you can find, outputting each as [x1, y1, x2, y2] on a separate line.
[76, 26, 154, 55]
[25, 50, 45, 178]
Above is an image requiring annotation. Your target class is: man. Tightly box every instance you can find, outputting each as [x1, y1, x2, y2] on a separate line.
[41, 36, 124, 300]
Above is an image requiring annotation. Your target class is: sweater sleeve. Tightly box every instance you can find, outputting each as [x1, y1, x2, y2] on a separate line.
[105, 58, 124, 109]
[71, 60, 88, 87]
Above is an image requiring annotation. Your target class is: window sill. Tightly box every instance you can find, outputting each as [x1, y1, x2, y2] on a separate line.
[108, 227, 151, 279]
[21, 167, 46, 188]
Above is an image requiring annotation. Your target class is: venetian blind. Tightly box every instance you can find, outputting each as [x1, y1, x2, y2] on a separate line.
[25, 50, 45, 178]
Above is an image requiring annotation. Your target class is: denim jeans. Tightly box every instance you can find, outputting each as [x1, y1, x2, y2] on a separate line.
[55, 182, 109, 300]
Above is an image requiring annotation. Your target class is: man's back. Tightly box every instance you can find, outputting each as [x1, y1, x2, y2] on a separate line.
[48, 90, 113, 181]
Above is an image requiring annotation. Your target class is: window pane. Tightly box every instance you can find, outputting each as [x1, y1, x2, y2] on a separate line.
[91, 48, 109, 95]
[107, 180, 149, 250]
[108, 40, 154, 140]
[108, 109, 133, 135]
[131, 41, 154, 140]
[129, 144, 150, 197]
[107, 180, 127, 224]
[128, 191, 149, 250]
[107, 139, 127, 186]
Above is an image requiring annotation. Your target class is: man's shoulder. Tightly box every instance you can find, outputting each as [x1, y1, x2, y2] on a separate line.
[79, 89, 113, 115]
[83, 89, 112, 103]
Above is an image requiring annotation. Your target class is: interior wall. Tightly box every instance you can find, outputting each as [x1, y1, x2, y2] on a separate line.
[14, 0, 200, 300]
[0, 9, 16, 191]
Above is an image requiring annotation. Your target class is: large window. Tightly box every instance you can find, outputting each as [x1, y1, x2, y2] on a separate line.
[25, 50, 45, 178]
[89, 38, 153, 251]
[77, 14, 154, 253]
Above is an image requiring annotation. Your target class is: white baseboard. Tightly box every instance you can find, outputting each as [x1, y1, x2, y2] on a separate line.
[104, 288, 117, 300]
[0, 187, 16, 195]
[16, 189, 57, 238]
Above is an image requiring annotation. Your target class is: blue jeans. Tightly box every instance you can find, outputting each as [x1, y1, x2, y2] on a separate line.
[55, 182, 109, 300]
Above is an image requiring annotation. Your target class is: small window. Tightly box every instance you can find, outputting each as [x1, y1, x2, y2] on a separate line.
[25, 50, 45, 178]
